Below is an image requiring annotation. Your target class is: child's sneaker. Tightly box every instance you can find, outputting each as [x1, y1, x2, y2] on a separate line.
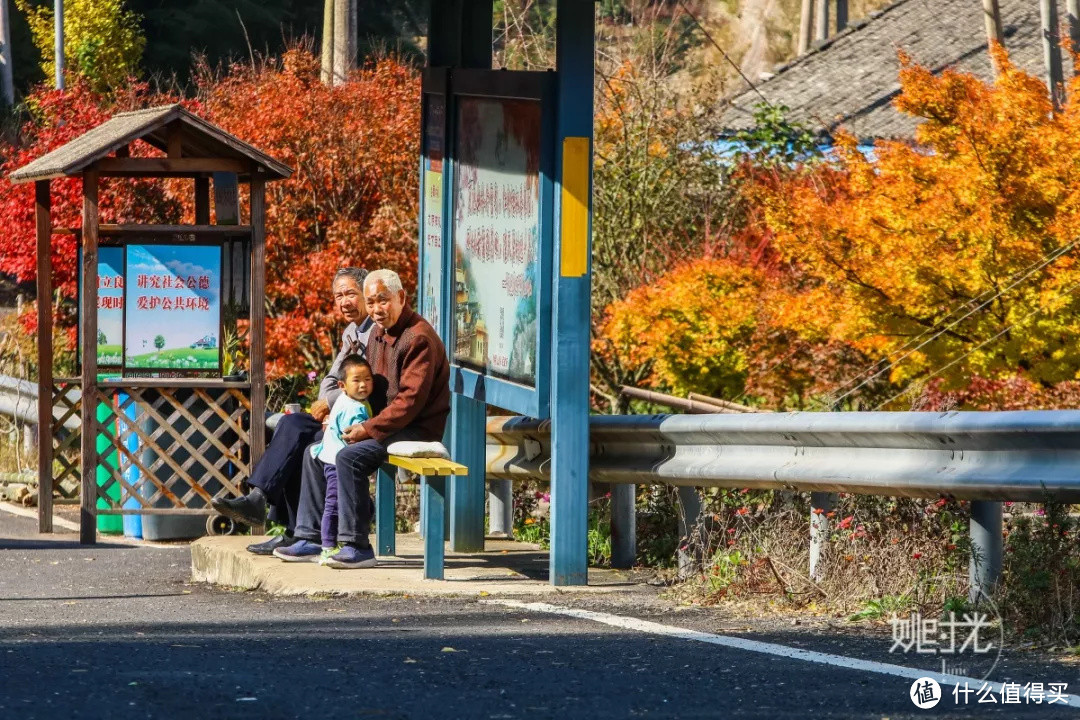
[272, 539, 322, 562]
[324, 544, 377, 569]
[317, 545, 342, 566]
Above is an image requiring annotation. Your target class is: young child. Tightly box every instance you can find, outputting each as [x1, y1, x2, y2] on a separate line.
[307, 354, 373, 562]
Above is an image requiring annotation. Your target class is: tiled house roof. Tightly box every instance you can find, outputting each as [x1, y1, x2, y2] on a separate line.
[720, 0, 1073, 141]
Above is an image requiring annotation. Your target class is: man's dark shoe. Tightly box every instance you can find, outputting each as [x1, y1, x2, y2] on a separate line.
[211, 487, 267, 527]
[246, 534, 298, 556]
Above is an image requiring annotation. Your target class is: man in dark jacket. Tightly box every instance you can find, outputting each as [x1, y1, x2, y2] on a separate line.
[212, 267, 374, 554]
[276, 268, 451, 567]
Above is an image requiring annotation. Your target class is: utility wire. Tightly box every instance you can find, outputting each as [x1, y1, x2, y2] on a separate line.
[871, 277, 1080, 410]
[828, 239, 1079, 408]
[675, 0, 770, 104]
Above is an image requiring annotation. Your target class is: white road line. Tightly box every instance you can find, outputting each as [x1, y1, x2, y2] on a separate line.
[484, 599, 1080, 709]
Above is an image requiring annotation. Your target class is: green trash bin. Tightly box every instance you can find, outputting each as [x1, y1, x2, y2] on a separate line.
[95, 393, 123, 534]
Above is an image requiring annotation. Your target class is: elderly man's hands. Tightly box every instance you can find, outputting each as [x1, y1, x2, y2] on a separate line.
[308, 398, 330, 423]
[342, 423, 370, 444]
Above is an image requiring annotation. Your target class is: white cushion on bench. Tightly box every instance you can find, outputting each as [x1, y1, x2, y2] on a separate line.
[387, 440, 450, 459]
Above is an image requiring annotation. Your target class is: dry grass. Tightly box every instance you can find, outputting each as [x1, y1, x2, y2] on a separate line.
[666, 491, 1080, 645]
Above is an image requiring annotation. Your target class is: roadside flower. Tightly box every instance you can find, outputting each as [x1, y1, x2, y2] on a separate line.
[524, 518, 536, 525]
[307, 370, 317, 381]
[837, 515, 854, 530]
[736, 507, 749, 516]
[912, 552, 922, 559]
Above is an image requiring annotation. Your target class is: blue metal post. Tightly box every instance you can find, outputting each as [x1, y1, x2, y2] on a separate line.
[375, 465, 396, 556]
[450, 394, 485, 550]
[422, 475, 447, 580]
[549, 0, 594, 586]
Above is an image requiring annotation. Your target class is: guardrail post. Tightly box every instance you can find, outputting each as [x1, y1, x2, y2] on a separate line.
[677, 486, 702, 578]
[611, 483, 636, 569]
[969, 500, 1003, 602]
[487, 479, 513, 538]
[810, 491, 836, 581]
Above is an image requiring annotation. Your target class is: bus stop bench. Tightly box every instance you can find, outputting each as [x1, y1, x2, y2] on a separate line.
[376, 455, 468, 580]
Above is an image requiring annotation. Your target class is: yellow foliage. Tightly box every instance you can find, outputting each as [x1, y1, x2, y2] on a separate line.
[599, 258, 769, 398]
[17, 0, 144, 91]
[754, 50, 1080, 394]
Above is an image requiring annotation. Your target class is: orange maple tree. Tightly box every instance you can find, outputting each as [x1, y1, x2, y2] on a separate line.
[601, 48, 1080, 410]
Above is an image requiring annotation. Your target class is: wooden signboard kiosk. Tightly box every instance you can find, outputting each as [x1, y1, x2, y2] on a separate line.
[9, 105, 291, 543]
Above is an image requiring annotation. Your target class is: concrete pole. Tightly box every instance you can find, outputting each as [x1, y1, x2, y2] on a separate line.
[332, 0, 355, 85]
[968, 500, 1003, 603]
[809, 491, 835, 581]
[798, 0, 813, 54]
[676, 486, 702, 579]
[0, 0, 13, 105]
[1069, 0, 1080, 74]
[1041, 0, 1065, 108]
[320, 0, 334, 85]
[835, 0, 847, 31]
[814, 0, 829, 43]
[610, 482, 636, 569]
[487, 479, 513, 538]
[54, 0, 64, 89]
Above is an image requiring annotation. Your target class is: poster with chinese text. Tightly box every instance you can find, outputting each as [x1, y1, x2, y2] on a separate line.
[420, 95, 446, 331]
[124, 245, 222, 372]
[452, 97, 541, 387]
[96, 247, 124, 366]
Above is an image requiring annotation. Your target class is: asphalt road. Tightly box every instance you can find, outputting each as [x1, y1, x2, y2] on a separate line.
[1, 509, 1078, 719]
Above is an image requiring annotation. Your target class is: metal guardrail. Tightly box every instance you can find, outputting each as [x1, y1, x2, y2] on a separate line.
[0, 374, 80, 431]
[486, 410, 1080, 503]
[487, 410, 1080, 594]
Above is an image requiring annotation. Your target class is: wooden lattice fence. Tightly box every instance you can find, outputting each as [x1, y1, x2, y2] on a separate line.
[50, 380, 251, 514]
[51, 380, 82, 502]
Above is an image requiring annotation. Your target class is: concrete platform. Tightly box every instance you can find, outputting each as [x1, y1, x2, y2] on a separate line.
[191, 533, 643, 597]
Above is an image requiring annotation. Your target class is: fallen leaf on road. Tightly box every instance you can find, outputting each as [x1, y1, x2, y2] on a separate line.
[404, 658, 417, 664]
[478, 591, 490, 597]
[441, 647, 458, 653]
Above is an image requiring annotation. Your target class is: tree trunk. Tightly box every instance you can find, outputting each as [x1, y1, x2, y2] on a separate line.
[798, 0, 813, 53]
[321, 0, 334, 85]
[0, 0, 13, 105]
[1068, 0, 1080, 73]
[982, 0, 1005, 76]
[1041, 0, 1065, 109]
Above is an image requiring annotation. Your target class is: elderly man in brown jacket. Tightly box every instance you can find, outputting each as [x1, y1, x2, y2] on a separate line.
[277, 268, 451, 568]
